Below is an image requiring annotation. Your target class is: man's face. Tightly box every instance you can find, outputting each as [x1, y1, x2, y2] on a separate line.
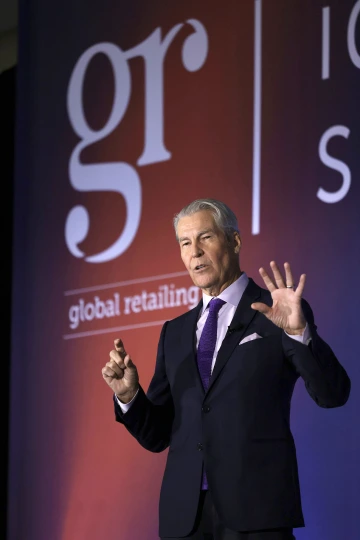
[177, 210, 241, 295]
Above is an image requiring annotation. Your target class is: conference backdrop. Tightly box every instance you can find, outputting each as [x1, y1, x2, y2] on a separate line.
[8, 0, 359, 538]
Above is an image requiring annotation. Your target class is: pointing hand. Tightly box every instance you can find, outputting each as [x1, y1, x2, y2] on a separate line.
[102, 339, 139, 403]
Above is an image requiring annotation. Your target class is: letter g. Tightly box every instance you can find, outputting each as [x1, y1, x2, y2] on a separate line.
[66, 43, 141, 263]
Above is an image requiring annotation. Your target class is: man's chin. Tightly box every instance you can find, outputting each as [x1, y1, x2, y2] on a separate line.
[192, 276, 215, 291]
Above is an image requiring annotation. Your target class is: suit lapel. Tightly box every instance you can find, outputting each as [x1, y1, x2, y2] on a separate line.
[206, 278, 261, 394]
[181, 299, 205, 394]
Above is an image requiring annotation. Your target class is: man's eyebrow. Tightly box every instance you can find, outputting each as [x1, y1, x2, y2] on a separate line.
[178, 229, 215, 243]
[198, 228, 214, 236]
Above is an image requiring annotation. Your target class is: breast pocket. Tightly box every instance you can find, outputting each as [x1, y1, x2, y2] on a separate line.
[232, 334, 283, 384]
[237, 334, 276, 351]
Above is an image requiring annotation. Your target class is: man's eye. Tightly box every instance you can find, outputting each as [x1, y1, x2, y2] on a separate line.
[182, 242, 190, 247]
[203, 235, 211, 240]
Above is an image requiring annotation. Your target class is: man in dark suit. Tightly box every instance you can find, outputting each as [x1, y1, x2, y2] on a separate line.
[102, 199, 350, 540]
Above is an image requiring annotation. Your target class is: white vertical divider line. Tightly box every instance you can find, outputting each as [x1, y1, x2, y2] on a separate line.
[252, 0, 262, 235]
[322, 7, 330, 80]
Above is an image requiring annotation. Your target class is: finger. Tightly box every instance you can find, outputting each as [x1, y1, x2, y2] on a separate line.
[270, 261, 286, 288]
[124, 354, 136, 370]
[114, 339, 126, 354]
[102, 366, 113, 379]
[109, 349, 126, 368]
[258, 267, 277, 293]
[106, 360, 123, 378]
[295, 273, 306, 296]
[102, 365, 123, 379]
[251, 302, 271, 315]
[284, 262, 295, 289]
[114, 340, 127, 362]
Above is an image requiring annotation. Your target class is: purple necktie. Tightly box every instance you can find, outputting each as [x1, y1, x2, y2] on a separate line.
[197, 297, 225, 489]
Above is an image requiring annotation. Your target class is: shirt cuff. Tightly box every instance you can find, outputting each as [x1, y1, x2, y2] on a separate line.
[284, 323, 311, 345]
[115, 389, 139, 413]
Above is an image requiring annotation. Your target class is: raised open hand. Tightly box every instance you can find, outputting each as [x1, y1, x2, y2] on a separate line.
[251, 261, 306, 335]
[102, 339, 139, 403]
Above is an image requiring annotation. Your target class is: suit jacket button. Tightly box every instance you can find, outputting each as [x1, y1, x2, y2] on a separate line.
[202, 406, 211, 413]
[197, 443, 203, 451]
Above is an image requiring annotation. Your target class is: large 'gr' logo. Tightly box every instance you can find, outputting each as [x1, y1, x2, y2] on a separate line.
[65, 19, 208, 263]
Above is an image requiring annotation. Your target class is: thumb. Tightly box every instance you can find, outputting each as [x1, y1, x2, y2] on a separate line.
[124, 354, 136, 370]
[251, 302, 271, 315]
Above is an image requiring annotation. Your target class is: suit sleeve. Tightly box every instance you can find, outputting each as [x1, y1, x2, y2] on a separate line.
[282, 299, 351, 408]
[113, 322, 174, 452]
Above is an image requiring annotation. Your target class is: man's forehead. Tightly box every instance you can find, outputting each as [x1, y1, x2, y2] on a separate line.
[177, 210, 216, 233]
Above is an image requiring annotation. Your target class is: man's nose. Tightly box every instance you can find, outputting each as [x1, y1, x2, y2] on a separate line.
[191, 242, 203, 258]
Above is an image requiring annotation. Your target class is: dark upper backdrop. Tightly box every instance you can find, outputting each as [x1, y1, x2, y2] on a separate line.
[2, 64, 15, 540]
[7, 1, 360, 539]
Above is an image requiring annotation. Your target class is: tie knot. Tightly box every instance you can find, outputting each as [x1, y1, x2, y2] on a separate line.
[208, 297, 226, 314]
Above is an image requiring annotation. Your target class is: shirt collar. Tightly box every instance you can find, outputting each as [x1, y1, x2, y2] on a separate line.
[201, 272, 249, 313]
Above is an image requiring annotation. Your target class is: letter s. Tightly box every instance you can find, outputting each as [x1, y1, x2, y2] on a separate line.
[65, 43, 141, 263]
[317, 125, 351, 203]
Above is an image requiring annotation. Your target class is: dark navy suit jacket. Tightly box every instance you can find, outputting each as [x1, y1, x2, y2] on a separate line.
[114, 278, 350, 537]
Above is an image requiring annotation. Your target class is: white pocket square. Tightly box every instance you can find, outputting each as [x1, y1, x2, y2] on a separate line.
[239, 332, 263, 345]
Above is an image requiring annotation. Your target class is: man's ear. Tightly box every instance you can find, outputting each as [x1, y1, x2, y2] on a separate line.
[233, 231, 241, 253]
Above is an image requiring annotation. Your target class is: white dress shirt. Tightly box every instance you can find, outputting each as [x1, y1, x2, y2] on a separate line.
[117, 273, 310, 412]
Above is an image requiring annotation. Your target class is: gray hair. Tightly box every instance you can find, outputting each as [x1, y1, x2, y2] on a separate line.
[173, 198, 239, 240]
